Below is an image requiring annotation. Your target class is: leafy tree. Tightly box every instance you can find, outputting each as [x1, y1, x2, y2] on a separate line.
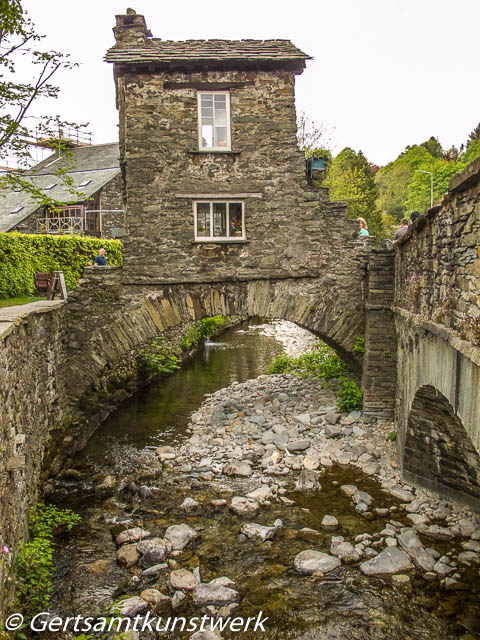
[420, 136, 443, 158]
[376, 145, 435, 220]
[324, 147, 382, 237]
[467, 122, 480, 147]
[0, 0, 83, 204]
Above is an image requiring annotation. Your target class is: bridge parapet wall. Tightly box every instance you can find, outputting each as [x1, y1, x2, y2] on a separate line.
[393, 158, 480, 509]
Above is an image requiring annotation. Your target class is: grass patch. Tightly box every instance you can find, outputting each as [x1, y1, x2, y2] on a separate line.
[0, 295, 44, 307]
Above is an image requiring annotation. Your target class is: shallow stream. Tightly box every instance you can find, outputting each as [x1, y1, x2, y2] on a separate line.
[49, 321, 480, 640]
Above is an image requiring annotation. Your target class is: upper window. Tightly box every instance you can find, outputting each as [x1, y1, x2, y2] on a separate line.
[194, 201, 244, 241]
[198, 92, 231, 151]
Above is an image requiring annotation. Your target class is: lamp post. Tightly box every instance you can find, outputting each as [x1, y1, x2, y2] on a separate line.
[415, 169, 433, 209]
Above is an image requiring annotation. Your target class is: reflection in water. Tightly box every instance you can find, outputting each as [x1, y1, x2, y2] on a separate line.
[82, 320, 283, 465]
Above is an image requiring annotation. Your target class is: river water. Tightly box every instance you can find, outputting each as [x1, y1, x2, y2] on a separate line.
[48, 321, 480, 640]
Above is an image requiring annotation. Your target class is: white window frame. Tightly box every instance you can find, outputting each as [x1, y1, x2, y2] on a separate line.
[197, 91, 231, 151]
[193, 200, 245, 242]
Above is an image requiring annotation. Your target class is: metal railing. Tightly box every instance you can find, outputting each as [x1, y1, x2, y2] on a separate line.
[37, 217, 84, 234]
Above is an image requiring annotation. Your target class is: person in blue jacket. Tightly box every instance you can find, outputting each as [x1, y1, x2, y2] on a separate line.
[94, 247, 107, 266]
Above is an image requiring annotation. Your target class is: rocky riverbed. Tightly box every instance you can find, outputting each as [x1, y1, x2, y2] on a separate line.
[48, 321, 480, 640]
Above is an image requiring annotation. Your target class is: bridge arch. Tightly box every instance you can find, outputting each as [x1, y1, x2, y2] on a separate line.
[404, 384, 480, 509]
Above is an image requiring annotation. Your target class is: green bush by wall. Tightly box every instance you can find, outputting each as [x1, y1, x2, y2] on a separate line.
[0, 232, 122, 299]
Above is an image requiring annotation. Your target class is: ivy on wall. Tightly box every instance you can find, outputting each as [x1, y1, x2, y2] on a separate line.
[0, 232, 122, 299]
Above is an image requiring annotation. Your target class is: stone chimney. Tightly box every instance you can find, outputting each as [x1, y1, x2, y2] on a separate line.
[113, 10, 153, 47]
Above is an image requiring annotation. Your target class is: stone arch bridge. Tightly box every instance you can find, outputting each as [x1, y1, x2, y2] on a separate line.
[1, 160, 479, 585]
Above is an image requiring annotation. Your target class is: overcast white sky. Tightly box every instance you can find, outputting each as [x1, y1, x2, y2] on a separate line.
[19, 0, 480, 166]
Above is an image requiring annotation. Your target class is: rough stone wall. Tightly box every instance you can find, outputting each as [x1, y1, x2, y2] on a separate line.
[97, 173, 125, 237]
[362, 249, 397, 420]
[393, 158, 480, 507]
[394, 157, 480, 333]
[0, 301, 66, 611]
[117, 67, 372, 290]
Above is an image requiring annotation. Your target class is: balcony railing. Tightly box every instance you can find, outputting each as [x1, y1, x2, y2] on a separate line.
[37, 217, 84, 234]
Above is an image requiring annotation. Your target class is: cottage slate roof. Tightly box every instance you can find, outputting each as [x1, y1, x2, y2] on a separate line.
[0, 143, 120, 232]
[106, 39, 311, 67]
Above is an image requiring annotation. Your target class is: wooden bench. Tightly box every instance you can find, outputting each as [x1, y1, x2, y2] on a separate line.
[34, 272, 52, 295]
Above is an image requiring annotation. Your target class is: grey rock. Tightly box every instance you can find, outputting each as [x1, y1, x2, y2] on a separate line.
[387, 486, 415, 502]
[170, 569, 199, 591]
[117, 543, 140, 568]
[116, 527, 151, 546]
[164, 524, 199, 550]
[181, 497, 201, 512]
[353, 490, 373, 507]
[360, 547, 413, 576]
[192, 583, 240, 606]
[287, 439, 310, 452]
[295, 469, 321, 492]
[230, 496, 260, 517]
[112, 596, 148, 617]
[141, 563, 168, 577]
[321, 515, 338, 531]
[324, 425, 342, 438]
[325, 412, 341, 425]
[172, 590, 187, 611]
[340, 484, 357, 497]
[332, 541, 361, 563]
[246, 485, 271, 501]
[240, 523, 277, 542]
[223, 462, 253, 477]
[294, 550, 341, 574]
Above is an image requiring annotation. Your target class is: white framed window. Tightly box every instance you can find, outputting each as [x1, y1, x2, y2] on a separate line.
[194, 201, 245, 241]
[197, 91, 231, 151]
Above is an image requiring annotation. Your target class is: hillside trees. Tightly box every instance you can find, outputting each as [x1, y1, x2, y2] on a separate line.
[323, 147, 383, 237]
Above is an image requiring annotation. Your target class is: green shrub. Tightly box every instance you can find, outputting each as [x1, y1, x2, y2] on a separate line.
[267, 341, 363, 412]
[137, 337, 180, 376]
[337, 378, 363, 412]
[181, 315, 228, 350]
[15, 503, 81, 621]
[0, 232, 122, 299]
[267, 342, 346, 379]
[353, 336, 365, 353]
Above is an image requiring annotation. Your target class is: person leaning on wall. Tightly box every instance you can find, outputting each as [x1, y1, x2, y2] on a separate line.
[356, 217, 369, 236]
[94, 247, 107, 266]
[393, 219, 409, 243]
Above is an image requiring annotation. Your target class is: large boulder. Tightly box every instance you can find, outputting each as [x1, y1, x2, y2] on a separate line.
[294, 550, 341, 575]
[230, 496, 260, 517]
[360, 547, 413, 576]
[164, 524, 199, 550]
[240, 523, 277, 542]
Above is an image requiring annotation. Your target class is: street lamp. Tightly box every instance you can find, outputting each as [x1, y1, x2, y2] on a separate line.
[415, 169, 433, 209]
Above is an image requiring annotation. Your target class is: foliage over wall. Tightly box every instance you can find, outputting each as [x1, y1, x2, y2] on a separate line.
[0, 232, 122, 299]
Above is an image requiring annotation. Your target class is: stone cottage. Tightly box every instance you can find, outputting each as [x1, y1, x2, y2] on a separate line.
[0, 143, 124, 238]
[106, 11, 362, 287]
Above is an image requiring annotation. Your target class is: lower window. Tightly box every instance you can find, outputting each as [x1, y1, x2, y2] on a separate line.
[194, 201, 245, 241]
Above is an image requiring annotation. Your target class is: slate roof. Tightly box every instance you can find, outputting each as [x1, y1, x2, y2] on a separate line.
[106, 39, 311, 67]
[0, 143, 120, 232]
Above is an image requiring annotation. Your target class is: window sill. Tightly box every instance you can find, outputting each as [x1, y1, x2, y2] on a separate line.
[187, 150, 241, 155]
[192, 239, 250, 244]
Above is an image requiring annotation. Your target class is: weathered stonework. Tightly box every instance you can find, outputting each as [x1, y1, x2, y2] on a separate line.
[0, 301, 66, 611]
[362, 249, 397, 420]
[394, 158, 480, 508]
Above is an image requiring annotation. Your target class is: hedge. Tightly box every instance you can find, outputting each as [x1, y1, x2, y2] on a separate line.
[0, 232, 122, 299]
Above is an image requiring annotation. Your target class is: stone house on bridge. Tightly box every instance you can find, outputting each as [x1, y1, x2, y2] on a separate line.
[106, 11, 363, 287]
[0, 143, 124, 238]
